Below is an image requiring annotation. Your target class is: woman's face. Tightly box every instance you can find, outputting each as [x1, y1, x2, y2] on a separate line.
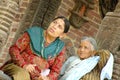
[77, 40, 93, 59]
[47, 18, 65, 38]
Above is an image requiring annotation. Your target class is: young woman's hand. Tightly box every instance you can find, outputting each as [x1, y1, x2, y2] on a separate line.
[23, 64, 36, 73]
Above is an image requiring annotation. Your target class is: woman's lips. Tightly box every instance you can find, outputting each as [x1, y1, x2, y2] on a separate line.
[49, 28, 54, 33]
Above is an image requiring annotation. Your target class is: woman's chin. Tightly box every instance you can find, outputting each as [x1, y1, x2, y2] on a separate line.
[79, 56, 84, 59]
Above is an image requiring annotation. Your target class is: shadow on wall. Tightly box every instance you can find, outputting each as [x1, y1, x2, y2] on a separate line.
[62, 38, 76, 60]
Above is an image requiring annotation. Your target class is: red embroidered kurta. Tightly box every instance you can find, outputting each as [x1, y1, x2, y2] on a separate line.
[9, 32, 66, 80]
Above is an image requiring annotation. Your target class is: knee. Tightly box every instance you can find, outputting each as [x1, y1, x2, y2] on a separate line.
[13, 68, 30, 80]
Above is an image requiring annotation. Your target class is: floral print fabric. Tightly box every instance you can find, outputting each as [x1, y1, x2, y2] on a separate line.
[9, 32, 65, 80]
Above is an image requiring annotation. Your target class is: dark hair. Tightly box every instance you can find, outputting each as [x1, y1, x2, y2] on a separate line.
[53, 16, 70, 33]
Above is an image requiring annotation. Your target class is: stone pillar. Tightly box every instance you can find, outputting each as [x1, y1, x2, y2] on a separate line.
[96, 1, 120, 79]
[0, 0, 18, 51]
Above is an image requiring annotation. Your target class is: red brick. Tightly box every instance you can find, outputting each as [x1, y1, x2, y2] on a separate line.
[88, 10, 101, 19]
[82, 22, 91, 30]
[74, 41, 80, 48]
[82, 33, 89, 37]
[88, 27, 98, 36]
[63, 0, 75, 8]
[71, 28, 83, 36]
[88, 21, 99, 28]
[93, 17, 102, 24]
[61, 3, 69, 10]
[56, 12, 63, 17]
[80, 27, 88, 32]
[87, 13, 94, 20]
[58, 8, 70, 17]
[67, 31, 77, 40]
[85, 29, 97, 36]
[76, 36, 82, 42]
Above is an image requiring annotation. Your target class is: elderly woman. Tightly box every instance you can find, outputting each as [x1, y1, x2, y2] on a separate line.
[1, 16, 70, 80]
[59, 36, 114, 80]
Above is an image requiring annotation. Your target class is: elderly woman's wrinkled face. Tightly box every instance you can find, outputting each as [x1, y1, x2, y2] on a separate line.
[77, 40, 94, 59]
[47, 19, 65, 38]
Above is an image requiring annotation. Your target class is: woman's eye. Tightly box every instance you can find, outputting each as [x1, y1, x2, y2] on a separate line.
[53, 21, 57, 24]
[85, 46, 88, 49]
[79, 46, 82, 48]
[58, 25, 62, 29]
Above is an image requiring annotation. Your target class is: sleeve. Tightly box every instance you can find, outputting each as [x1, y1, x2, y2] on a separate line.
[48, 47, 66, 80]
[9, 32, 30, 67]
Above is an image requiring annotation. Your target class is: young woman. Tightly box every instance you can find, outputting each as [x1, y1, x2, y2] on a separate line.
[1, 16, 70, 80]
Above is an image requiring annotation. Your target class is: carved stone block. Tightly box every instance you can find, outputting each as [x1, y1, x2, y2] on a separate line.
[0, 0, 18, 51]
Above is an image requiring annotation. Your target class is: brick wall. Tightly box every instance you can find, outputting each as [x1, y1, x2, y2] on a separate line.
[56, 0, 101, 50]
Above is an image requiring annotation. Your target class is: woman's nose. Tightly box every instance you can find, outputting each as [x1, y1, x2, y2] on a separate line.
[53, 25, 57, 30]
[80, 47, 84, 51]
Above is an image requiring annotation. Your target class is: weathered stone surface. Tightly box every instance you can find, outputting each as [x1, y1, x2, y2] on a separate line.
[96, 0, 120, 79]
[96, 14, 120, 52]
[0, 0, 18, 52]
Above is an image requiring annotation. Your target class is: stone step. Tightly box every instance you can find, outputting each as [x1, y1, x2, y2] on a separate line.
[0, 12, 15, 19]
[0, 6, 18, 14]
[0, 15, 13, 23]
[0, 19, 11, 27]
[0, 24, 9, 32]
[0, 29, 8, 36]
[0, 10, 15, 18]
[0, 16, 12, 24]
